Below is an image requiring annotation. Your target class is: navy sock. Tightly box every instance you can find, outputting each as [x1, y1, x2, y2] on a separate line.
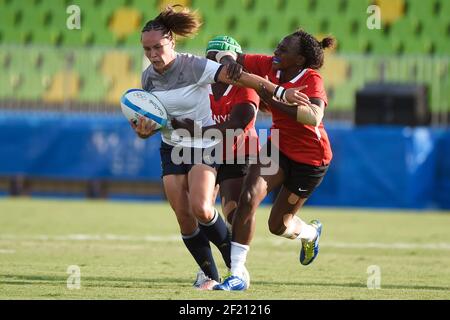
[182, 228, 219, 282]
[199, 209, 232, 269]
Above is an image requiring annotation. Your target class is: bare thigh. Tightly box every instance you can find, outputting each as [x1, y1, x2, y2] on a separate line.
[163, 174, 197, 235]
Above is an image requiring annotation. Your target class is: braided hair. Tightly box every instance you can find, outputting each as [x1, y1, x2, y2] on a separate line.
[142, 5, 202, 39]
[290, 29, 336, 69]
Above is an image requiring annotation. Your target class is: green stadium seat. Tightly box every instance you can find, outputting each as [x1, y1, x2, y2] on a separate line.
[233, 11, 267, 39]
[216, 0, 248, 16]
[91, 28, 118, 46]
[0, 6, 19, 29]
[75, 49, 103, 69]
[16, 5, 50, 31]
[32, 28, 62, 46]
[421, 18, 449, 46]
[344, 0, 372, 18]
[382, 57, 406, 82]
[326, 16, 359, 43]
[433, 39, 450, 56]
[314, 0, 346, 18]
[252, 0, 283, 12]
[122, 31, 142, 48]
[178, 31, 210, 54]
[8, 48, 41, 73]
[437, 0, 450, 20]
[1, 72, 23, 99]
[15, 71, 47, 100]
[1, 27, 31, 45]
[331, 83, 355, 111]
[338, 34, 369, 53]
[73, 48, 109, 102]
[286, 14, 321, 36]
[401, 36, 433, 54]
[60, 29, 94, 47]
[406, 0, 438, 18]
[442, 79, 450, 110]
[70, 0, 101, 11]
[129, 0, 158, 23]
[200, 9, 235, 35]
[46, 9, 68, 31]
[43, 70, 81, 102]
[279, 0, 312, 14]
[389, 17, 420, 39]
[367, 31, 400, 55]
[103, 0, 129, 9]
[39, 50, 66, 75]
[78, 73, 109, 102]
[81, 6, 112, 31]
[322, 54, 349, 88]
[263, 15, 293, 48]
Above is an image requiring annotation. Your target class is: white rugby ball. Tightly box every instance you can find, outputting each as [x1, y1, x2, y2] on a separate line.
[120, 88, 168, 130]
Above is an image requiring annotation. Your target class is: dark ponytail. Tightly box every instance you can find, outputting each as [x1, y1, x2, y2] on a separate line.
[290, 29, 336, 69]
[320, 37, 335, 49]
[142, 5, 202, 38]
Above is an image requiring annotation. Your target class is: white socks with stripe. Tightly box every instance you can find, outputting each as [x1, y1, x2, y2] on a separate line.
[230, 241, 249, 277]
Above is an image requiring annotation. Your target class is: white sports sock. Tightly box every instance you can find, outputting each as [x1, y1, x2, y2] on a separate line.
[296, 220, 318, 241]
[230, 241, 249, 277]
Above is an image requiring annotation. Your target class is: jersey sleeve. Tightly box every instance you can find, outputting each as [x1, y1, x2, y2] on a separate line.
[189, 55, 222, 86]
[233, 87, 260, 110]
[242, 54, 273, 77]
[302, 71, 328, 106]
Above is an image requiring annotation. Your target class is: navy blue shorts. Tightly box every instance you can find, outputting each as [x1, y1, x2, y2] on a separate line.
[216, 160, 251, 185]
[160, 142, 219, 177]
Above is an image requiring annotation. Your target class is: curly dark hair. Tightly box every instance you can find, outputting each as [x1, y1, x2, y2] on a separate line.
[290, 29, 336, 70]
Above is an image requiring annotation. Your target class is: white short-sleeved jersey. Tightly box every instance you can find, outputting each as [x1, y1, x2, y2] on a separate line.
[141, 53, 223, 148]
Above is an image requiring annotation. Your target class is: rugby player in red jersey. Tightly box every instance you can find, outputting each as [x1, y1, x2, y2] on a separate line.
[212, 29, 335, 291]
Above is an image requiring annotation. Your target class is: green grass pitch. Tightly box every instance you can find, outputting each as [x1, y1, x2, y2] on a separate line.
[0, 198, 449, 299]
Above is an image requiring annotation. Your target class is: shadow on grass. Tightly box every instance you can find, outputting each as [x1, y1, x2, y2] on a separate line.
[2, 274, 449, 292]
[0, 274, 191, 289]
[251, 280, 450, 292]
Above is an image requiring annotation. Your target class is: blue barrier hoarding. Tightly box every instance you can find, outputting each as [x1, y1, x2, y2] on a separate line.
[0, 112, 448, 209]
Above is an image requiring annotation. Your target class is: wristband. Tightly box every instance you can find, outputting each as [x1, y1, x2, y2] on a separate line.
[273, 85, 287, 102]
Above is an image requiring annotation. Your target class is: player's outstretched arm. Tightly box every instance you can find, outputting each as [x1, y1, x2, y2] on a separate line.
[216, 65, 305, 105]
[171, 102, 256, 135]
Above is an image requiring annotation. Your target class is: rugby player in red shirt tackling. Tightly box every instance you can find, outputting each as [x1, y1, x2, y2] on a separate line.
[213, 29, 335, 291]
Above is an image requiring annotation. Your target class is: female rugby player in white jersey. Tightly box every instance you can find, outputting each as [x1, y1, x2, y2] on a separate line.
[129, 5, 305, 290]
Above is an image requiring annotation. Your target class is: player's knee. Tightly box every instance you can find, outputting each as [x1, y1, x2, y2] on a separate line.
[240, 186, 261, 208]
[191, 201, 214, 223]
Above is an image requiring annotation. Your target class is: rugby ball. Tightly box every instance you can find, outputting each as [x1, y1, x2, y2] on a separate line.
[120, 88, 168, 129]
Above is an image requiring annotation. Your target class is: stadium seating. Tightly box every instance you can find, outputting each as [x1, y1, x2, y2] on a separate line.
[0, 0, 447, 53]
[0, 0, 448, 115]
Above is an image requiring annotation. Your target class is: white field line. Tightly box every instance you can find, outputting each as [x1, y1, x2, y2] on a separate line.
[0, 249, 15, 254]
[0, 234, 450, 250]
